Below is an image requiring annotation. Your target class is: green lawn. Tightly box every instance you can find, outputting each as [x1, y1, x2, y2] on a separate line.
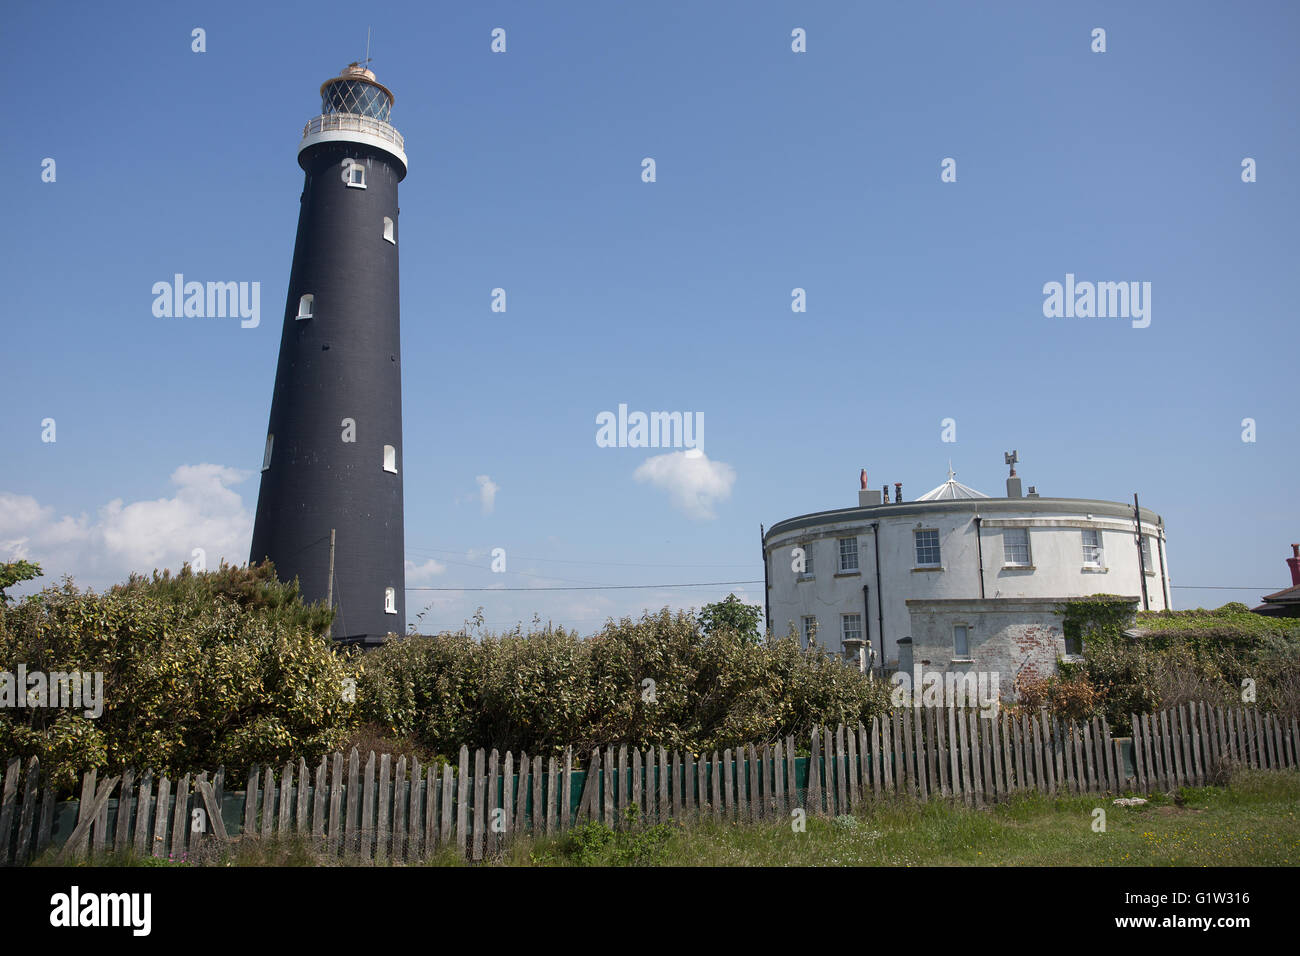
[500, 769, 1300, 867]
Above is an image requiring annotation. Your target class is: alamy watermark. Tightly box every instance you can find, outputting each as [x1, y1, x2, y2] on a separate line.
[152, 274, 260, 328]
[1, 665, 103, 718]
[1042, 273, 1150, 328]
[596, 404, 704, 451]
[890, 665, 1000, 718]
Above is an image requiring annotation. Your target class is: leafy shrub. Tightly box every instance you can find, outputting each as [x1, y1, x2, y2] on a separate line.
[0, 563, 356, 790]
[357, 608, 892, 758]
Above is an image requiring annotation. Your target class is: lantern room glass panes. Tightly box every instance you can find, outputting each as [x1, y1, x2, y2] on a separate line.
[321, 80, 392, 121]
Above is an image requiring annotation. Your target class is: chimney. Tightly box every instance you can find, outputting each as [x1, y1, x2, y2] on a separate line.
[1288, 543, 1300, 586]
[894, 482, 903, 502]
[1005, 449, 1021, 497]
[858, 468, 880, 506]
[882, 484, 891, 504]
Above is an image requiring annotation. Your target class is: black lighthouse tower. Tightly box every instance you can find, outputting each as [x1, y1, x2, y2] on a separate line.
[251, 63, 407, 645]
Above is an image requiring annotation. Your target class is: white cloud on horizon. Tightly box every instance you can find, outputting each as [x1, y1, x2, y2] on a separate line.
[633, 449, 736, 520]
[0, 464, 253, 591]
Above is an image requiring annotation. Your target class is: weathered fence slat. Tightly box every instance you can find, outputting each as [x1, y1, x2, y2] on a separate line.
[369, 752, 385, 861]
[114, 767, 134, 853]
[260, 767, 275, 840]
[471, 748, 486, 861]
[279, 761, 294, 836]
[14, 758, 40, 865]
[327, 753, 343, 855]
[424, 764, 438, 852]
[196, 777, 228, 842]
[171, 773, 190, 859]
[313, 757, 328, 849]
[296, 757, 309, 835]
[59, 774, 120, 863]
[394, 754, 409, 861]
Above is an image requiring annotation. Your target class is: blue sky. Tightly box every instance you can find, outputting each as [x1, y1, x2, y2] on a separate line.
[2, 0, 1297, 633]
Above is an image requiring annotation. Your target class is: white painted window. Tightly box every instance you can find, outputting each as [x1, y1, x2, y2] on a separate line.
[384, 587, 397, 614]
[347, 162, 366, 188]
[383, 216, 395, 244]
[953, 624, 970, 658]
[262, 433, 273, 471]
[802, 615, 817, 646]
[297, 294, 314, 320]
[842, 613, 862, 644]
[383, 444, 397, 474]
[914, 529, 941, 566]
[1004, 528, 1031, 566]
[1082, 529, 1104, 566]
[800, 542, 814, 577]
[838, 537, 859, 572]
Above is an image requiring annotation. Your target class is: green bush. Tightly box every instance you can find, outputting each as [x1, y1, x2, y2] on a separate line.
[0, 562, 357, 791]
[1071, 602, 1300, 732]
[357, 608, 892, 758]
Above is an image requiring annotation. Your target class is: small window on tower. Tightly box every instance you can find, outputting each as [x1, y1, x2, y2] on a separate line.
[347, 162, 366, 189]
[383, 444, 397, 474]
[297, 294, 314, 320]
[262, 433, 273, 471]
[383, 217, 395, 244]
[384, 587, 397, 615]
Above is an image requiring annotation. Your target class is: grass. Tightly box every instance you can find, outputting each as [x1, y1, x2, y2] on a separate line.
[37, 769, 1300, 867]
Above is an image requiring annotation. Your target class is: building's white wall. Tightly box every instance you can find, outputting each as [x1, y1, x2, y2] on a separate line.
[766, 501, 1168, 668]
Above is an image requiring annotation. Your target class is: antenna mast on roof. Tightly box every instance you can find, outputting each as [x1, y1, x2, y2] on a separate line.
[364, 26, 373, 68]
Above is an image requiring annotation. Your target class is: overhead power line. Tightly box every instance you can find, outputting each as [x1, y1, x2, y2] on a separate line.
[1170, 586, 1275, 590]
[406, 579, 763, 592]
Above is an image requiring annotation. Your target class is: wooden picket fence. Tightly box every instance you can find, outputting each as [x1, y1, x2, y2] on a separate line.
[1, 702, 1296, 865]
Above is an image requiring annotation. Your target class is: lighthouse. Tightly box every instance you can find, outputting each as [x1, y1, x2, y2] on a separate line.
[250, 63, 407, 645]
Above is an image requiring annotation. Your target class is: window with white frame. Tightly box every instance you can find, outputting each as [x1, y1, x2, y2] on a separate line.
[838, 537, 859, 572]
[953, 624, 970, 658]
[383, 444, 397, 474]
[1140, 535, 1152, 570]
[1003, 528, 1031, 566]
[842, 613, 862, 644]
[297, 294, 314, 320]
[802, 616, 817, 647]
[800, 542, 814, 577]
[346, 161, 366, 188]
[914, 528, 941, 566]
[384, 587, 397, 614]
[1082, 529, 1104, 566]
[383, 216, 395, 244]
[261, 433, 273, 471]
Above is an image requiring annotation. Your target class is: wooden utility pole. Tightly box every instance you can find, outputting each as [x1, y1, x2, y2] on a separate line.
[325, 529, 336, 637]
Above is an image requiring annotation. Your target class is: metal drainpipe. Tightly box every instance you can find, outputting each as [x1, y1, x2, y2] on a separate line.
[760, 523, 771, 635]
[974, 515, 986, 599]
[862, 583, 871, 671]
[1157, 521, 1170, 609]
[1134, 494, 1150, 611]
[872, 522, 884, 674]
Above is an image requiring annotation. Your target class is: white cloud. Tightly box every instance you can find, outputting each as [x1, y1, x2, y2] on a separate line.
[633, 449, 736, 520]
[476, 474, 499, 515]
[404, 557, 447, 585]
[0, 464, 253, 591]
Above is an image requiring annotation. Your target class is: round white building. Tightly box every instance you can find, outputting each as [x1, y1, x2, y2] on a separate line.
[762, 464, 1170, 672]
